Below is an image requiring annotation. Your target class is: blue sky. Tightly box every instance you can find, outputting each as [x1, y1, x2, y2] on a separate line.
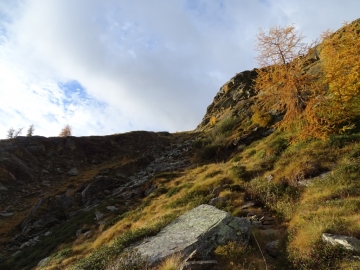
[0, 0, 359, 138]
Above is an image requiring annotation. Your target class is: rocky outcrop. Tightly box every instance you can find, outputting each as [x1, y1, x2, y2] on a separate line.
[322, 233, 360, 254]
[133, 204, 251, 265]
[196, 70, 257, 132]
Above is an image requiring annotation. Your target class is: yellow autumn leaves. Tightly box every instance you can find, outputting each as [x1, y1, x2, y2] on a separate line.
[254, 22, 360, 140]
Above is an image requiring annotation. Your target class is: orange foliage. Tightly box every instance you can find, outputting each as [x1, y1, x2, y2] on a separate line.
[254, 25, 316, 132]
[59, 124, 72, 137]
[302, 22, 360, 139]
[254, 22, 360, 140]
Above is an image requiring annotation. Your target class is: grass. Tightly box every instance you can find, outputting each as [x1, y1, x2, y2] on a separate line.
[9, 120, 360, 270]
[156, 253, 182, 270]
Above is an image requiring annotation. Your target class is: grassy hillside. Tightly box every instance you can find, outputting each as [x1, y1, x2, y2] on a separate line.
[26, 117, 360, 270]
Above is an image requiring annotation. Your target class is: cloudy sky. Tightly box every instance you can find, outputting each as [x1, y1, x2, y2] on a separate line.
[0, 0, 359, 138]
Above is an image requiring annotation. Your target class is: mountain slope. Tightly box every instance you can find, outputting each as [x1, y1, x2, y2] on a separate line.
[1, 19, 360, 270]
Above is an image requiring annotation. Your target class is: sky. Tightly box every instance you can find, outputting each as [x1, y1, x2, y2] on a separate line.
[0, 0, 359, 138]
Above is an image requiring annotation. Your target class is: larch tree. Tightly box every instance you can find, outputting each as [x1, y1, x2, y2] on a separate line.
[59, 125, 72, 137]
[27, 124, 35, 137]
[254, 25, 316, 132]
[303, 22, 360, 138]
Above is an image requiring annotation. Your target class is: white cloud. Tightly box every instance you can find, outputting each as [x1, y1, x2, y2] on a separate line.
[0, 0, 359, 138]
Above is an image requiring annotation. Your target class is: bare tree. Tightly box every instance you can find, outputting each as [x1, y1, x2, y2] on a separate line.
[27, 124, 35, 137]
[7, 127, 23, 139]
[59, 125, 72, 137]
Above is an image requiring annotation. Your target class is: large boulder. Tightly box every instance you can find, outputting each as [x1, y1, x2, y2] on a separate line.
[135, 204, 251, 265]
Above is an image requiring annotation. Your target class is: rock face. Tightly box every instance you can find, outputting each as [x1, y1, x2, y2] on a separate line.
[322, 233, 360, 254]
[195, 70, 257, 132]
[135, 204, 251, 265]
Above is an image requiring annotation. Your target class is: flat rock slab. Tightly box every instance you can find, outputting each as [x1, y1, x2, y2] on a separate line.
[135, 204, 250, 265]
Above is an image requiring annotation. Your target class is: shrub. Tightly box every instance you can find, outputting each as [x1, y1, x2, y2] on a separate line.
[230, 166, 251, 181]
[210, 116, 217, 125]
[252, 110, 272, 127]
[216, 115, 237, 134]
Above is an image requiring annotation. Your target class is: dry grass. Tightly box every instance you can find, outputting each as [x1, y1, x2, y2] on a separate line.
[156, 253, 182, 270]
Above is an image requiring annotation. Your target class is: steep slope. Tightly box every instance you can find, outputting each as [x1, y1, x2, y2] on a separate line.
[1, 18, 360, 270]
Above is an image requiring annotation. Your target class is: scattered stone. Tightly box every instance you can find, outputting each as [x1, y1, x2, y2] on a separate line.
[95, 211, 104, 221]
[181, 260, 219, 270]
[67, 167, 79, 176]
[11, 251, 21, 257]
[38, 257, 50, 267]
[265, 240, 281, 258]
[260, 215, 274, 222]
[209, 197, 227, 206]
[241, 201, 255, 209]
[106, 206, 118, 211]
[212, 186, 224, 196]
[76, 229, 83, 237]
[0, 183, 8, 191]
[20, 241, 31, 249]
[42, 181, 51, 187]
[322, 233, 360, 254]
[0, 212, 14, 217]
[42, 169, 49, 174]
[44, 231, 51, 236]
[83, 230, 92, 238]
[134, 204, 250, 265]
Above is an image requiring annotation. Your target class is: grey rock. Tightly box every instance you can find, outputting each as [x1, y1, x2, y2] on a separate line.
[95, 211, 104, 221]
[209, 197, 227, 206]
[42, 181, 51, 187]
[0, 212, 13, 217]
[241, 201, 255, 209]
[134, 204, 250, 265]
[212, 186, 224, 196]
[83, 230, 92, 238]
[0, 183, 8, 191]
[20, 241, 31, 249]
[68, 167, 79, 176]
[38, 257, 50, 267]
[181, 260, 219, 270]
[322, 233, 360, 254]
[11, 250, 21, 257]
[106, 206, 118, 211]
[57, 193, 74, 209]
[265, 240, 281, 258]
[76, 229, 83, 237]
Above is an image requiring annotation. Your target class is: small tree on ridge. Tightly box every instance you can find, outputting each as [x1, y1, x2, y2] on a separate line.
[59, 125, 72, 137]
